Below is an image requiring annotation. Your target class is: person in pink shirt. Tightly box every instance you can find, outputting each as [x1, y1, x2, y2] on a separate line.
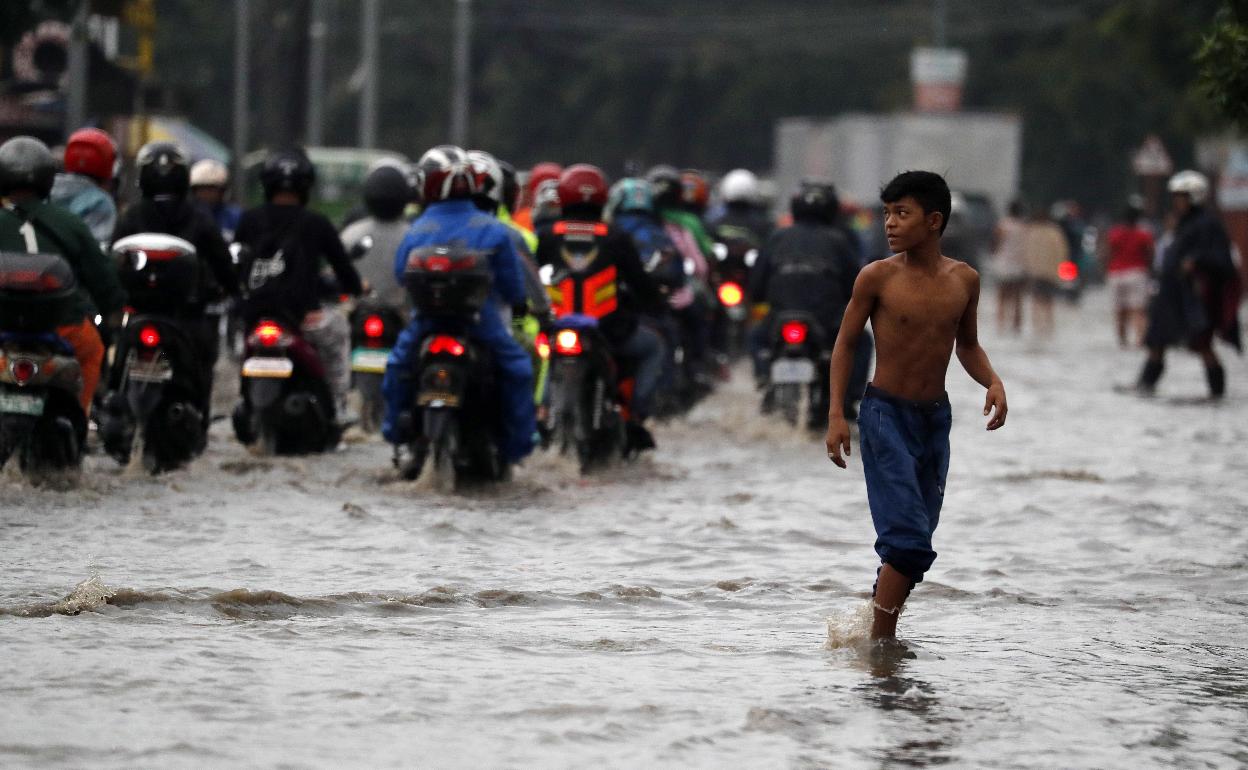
[1104, 197, 1154, 347]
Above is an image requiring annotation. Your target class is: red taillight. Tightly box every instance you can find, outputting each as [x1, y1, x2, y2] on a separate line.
[139, 325, 161, 348]
[536, 332, 551, 360]
[554, 329, 583, 355]
[428, 335, 465, 356]
[718, 281, 744, 307]
[424, 255, 452, 272]
[363, 314, 385, 338]
[1058, 260, 1079, 282]
[11, 358, 37, 385]
[255, 321, 284, 347]
[781, 321, 808, 345]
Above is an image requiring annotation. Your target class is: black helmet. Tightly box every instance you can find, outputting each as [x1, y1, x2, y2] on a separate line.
[498, 159, 519, 213]
[362, 163, 410, 221]
[645, 164, 682, 208]
[790, 179, 839, 225]
[260, 147, 316, 203]
[136, 141, 190, 199]
[0, 136, 57, 198]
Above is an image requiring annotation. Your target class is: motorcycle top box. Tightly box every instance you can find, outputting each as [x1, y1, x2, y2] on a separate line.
[403, 246, 492, 316]
[0, 251, 78, 332]
[112, 234, 199, 313]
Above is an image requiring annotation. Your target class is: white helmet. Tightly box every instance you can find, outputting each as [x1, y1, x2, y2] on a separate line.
[720, 168, 760, 204]
[1167, 170, 1209, 205]
[189, 159, 229, 188]
[466, 149, 504, 205]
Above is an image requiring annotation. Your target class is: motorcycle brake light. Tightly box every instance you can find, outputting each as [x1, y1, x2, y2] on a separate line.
[781, 321, 808, 345]
[429, 335, 465, 356]
[11, 358, 37, 385]
[536, 332, 551, 360]
[1058, 260, 1079, 282]
[718, 281, 744, 307]
[138, 325, 161, 348]
[554, 329, 583, 355]
[363, 314, 385, 338]
[255, 321, 285, 347]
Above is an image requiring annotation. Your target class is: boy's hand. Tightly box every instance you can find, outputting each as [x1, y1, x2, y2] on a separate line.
[984, 383, 1008, 430]
[825, 415, 852, 468]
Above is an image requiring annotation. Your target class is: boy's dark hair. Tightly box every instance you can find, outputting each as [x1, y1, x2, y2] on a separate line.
[880, 170, 952, 234]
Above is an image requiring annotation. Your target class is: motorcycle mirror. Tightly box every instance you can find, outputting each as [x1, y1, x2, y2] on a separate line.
[712, 242, 729, 261]
[745, 248, 759, 268]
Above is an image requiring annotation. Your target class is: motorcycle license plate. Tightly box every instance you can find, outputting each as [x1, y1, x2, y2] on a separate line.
[129, 359, 173, 383]
[771, 358, 816, 385]
[351, 348, 390, 374]
[242, 357, 294, 379]
[417, 391, 460, 408]
[0, 390, 45, 416]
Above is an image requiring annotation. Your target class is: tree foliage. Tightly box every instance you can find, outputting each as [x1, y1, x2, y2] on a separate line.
[1196, 2, 1248, 129]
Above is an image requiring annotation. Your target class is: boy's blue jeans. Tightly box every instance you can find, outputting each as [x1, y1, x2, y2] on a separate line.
[858, 384, 952, 587]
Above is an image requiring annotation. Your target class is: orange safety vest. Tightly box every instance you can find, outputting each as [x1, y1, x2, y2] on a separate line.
[546, 220, 618, 319]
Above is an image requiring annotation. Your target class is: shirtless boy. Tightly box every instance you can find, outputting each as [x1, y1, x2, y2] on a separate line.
[825, 171, 1007, 639]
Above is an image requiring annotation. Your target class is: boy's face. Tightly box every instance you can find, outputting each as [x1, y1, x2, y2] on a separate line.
[883, 195, 941, 253]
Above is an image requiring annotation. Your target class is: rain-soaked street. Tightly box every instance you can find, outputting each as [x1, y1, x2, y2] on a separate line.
[2, 287, 1247, 768]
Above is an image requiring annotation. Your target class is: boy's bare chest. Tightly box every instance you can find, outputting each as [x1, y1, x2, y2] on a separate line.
[876, 273, 967, 329]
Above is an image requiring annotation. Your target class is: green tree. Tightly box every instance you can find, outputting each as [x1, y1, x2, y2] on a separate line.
[1196, 1, 1248, 129]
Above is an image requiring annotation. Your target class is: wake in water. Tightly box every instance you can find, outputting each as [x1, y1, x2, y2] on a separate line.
[824, 598, 876, 650]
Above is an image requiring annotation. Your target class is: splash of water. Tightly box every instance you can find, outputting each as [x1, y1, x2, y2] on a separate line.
[824, 598, 875, 649]
[52, 575, 116, 615]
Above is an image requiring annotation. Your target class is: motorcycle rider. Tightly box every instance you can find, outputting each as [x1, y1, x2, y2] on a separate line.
[513, 161, 562, 232]
[382, 145, 535, 466]
[0, 136, 125, 415]
[750, 179, 866, 421]
[680, 169, 711, 220]
[339, 162, 415, 309]
[110, 142, 241, 415]
[537, 164, 666, 444]
[647, 164, 714, 378]
[707, 168, 774, 253]
[234, 147, 364, 424]
[50, 127, 118, 244]
[188, 159, 242, 241]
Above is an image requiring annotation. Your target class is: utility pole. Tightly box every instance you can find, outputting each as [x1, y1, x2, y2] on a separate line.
[233, 0, 251, 203]
[66, 0, 89, 132]
[450, 0, 471, 146]
[306, 0, 329, 147]
[933, 0, 948, 47]
[359, 0, 379, 149]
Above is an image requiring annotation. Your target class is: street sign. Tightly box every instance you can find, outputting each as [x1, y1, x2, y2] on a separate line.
[1132, 135, 1173, 177]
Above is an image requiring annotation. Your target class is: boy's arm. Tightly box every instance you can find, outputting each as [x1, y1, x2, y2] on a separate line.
[954, 269, 1008, 430]
[824, 265, 879, 468]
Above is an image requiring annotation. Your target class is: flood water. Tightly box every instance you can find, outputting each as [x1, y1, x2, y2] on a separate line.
[3, 287, 1247, 768]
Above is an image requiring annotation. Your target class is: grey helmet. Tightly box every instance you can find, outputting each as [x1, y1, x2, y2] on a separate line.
[0, 136, 58, 199]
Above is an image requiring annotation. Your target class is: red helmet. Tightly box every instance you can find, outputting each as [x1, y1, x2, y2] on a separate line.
[680, 169, 710, 210]
[417, 144, 475, 202]
[525, 162, 563, 204]
[64, 128, 116, 183]
[557, 164, 609, 209]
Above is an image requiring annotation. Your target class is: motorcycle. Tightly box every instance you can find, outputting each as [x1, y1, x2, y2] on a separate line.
[710, 239, 757, 360]
[393, 246, 509, 489]
[762, 311, 829, 429]
[0, 251, 87, 475]
[232, 314, 340, 455]
[349, 296, 403, 434]
[98, 234, 209, 472]
[543, 314, 629, 473]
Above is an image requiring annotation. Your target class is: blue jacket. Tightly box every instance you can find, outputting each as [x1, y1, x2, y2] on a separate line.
[393, 198, 527, 318]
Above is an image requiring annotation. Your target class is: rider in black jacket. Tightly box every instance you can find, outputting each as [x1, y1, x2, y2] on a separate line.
[110, 142, 241, 408]
[749, 180, 865, 416]
[233, 148, 363, 422]
[535, 164, 666, 434]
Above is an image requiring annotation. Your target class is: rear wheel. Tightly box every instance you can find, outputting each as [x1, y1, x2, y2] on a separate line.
[431, 420, 460, 493]
[775, 383, 801, 426]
